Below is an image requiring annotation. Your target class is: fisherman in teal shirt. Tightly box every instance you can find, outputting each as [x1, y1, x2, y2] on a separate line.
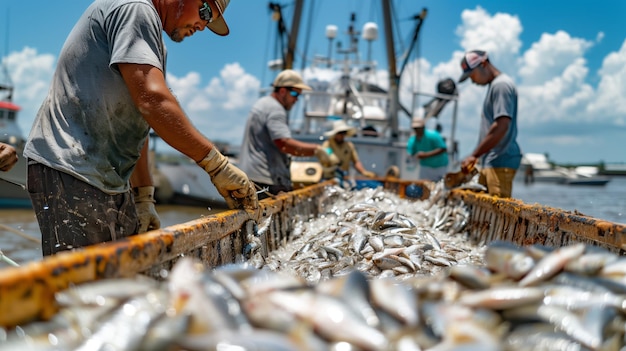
[406, 117, 449, 181]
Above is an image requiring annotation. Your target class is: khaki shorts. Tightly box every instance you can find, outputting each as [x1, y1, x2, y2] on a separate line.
[478, 167, 517, 198]
[28, 163, 138, 256]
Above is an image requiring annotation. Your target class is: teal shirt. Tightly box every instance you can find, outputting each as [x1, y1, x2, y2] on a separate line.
[406, 130, 449, 168]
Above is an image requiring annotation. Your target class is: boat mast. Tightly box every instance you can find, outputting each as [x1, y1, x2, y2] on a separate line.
[381, 0, 399, 140]
[284, 0, 304, 69]
[269, 0, 304, 70]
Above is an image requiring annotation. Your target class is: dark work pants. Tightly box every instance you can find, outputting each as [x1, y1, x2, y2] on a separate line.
[27, 163, 139, 256]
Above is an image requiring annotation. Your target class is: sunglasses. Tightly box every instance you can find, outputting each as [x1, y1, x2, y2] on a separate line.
[199, 1, 214, 23]
[288, 88, 300, 98]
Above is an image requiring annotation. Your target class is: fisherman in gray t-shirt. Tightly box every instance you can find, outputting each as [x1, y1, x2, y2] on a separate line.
[24, 0, 258, 256]
[457, 50, 522, 198]
[238, 70, 330, 198]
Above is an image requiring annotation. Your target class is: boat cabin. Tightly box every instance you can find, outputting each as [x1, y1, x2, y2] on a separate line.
[0, 100, 24, 148]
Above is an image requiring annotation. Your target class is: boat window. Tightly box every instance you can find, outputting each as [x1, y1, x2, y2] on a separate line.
[0, 110, 4, 120]
[362, 125, 378, 137]
[8, 111, 15, 121]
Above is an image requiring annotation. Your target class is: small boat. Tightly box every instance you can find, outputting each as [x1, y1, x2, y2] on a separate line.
[561, 177, 611, 186]
[0, 63, 29, 207]
[559, 166, 611, 186]
[518, 153, 610, 186]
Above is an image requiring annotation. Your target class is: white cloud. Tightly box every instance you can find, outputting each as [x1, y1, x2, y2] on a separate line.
[456, 6, 522, 74]
[591, 40, 626, 116]
[5, 47, 55, 136]
[173, 62, 261, 144]
[518, 31, 593, 85]
[166, 71, 203, 107]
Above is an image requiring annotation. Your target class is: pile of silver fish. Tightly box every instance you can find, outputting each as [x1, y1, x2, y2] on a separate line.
[248, 184, 480, 283]
[2, 184, 626, 350]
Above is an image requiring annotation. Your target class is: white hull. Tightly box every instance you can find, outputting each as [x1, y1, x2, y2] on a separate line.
[0, 155, 29, 207]
[516, 154, 611, 186]
[154, 159, 226, 208]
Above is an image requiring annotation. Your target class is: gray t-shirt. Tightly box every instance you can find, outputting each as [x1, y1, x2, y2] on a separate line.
[24, 0, 166, 194]
[479, 74, 522, 169]
[238, 95, 292, 187]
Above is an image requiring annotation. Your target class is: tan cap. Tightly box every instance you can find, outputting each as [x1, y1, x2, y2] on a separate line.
[208, 0, 230, 36]
[411, 117, 425, 128]
[272, 69, 312, 90]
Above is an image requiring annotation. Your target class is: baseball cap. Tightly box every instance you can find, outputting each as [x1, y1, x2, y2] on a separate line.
[459, 50, 488, 82]
[411, 117, 425, 128]
[272, 69, 312, 90]
[208, 0, 230, 36]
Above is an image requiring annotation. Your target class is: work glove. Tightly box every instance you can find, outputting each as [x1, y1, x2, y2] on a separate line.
[314, 146, 332, 167]
[134, 186, 161, 233]
[461, 156, 477, 174]
[328, 153, 340, 166]
[362, 170, 377, 178]
[198, 148, 259, 212]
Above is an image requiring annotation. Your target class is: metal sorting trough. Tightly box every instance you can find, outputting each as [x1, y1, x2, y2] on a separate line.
[1, 179, 625, 328]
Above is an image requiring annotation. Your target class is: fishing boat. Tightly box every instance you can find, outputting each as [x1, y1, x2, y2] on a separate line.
[1, 178, 625, 331]
[267, 0, 460, 181]
[151, 1, 460, 205]
[0, 61, 29, 207]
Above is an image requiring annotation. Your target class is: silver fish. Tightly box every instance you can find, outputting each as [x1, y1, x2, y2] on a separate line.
[519, 243, 586, 287]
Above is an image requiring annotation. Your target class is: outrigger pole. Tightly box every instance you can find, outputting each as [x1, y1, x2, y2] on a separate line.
[381, 0, 400, 140]
[269, 0, 304, 70]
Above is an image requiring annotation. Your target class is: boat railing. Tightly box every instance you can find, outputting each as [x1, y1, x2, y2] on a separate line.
[299, 88, 392, 137]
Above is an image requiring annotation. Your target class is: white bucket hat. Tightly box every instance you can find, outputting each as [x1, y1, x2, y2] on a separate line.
[324, 120, 357, 138]
[411, 117, 425, 128]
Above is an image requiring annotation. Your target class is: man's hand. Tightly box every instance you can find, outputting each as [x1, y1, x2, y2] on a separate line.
[461, 156, 477, 174]
[134, 186, 161, 233]
[362, 170, 376, 178]
[0, 143, 18, 172]
[198, 148, 259, 211]
[314, 146, 332, 167]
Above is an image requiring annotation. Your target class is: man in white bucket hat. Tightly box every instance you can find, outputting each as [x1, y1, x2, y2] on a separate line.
[238, 69, 331, 198]
[24, 0, 257, 256]
[320, 120, 377, 188]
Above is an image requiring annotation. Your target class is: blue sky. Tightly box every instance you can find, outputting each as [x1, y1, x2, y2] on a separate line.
[2, 0, 626, 164]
